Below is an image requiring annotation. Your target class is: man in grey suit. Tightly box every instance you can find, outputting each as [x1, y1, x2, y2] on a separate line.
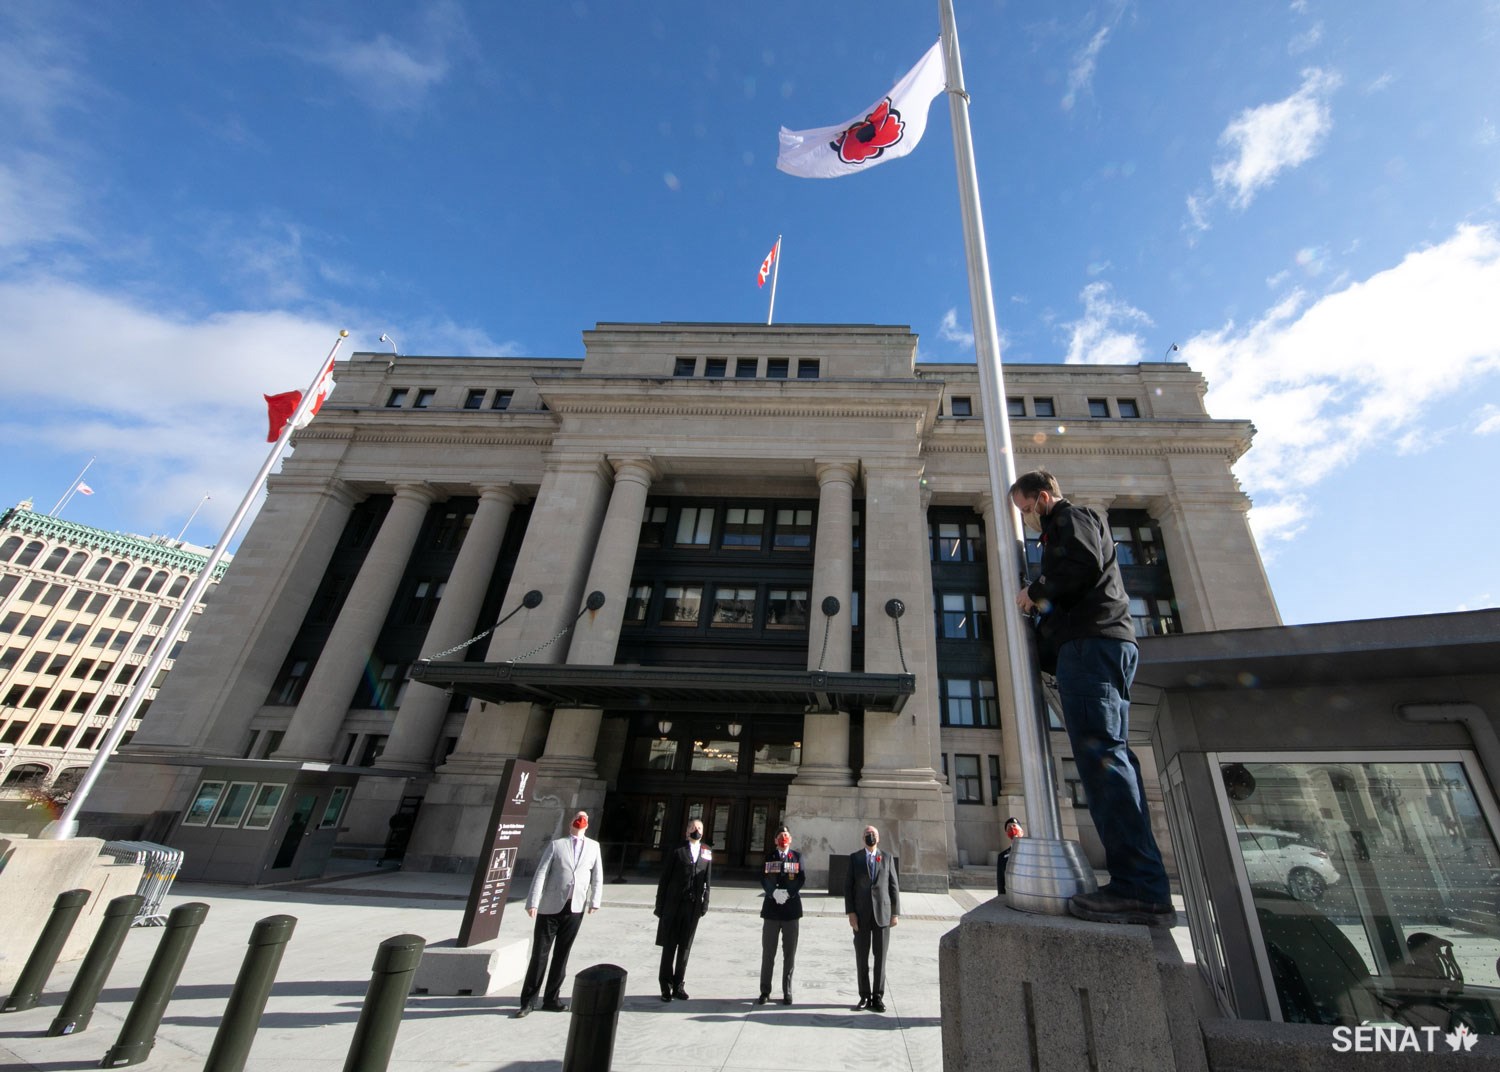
[844, 823, 899, 1013]
[515, 810, 604, 1017]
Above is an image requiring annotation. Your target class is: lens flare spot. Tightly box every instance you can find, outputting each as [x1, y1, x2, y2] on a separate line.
[1236, 672, 1259, 687]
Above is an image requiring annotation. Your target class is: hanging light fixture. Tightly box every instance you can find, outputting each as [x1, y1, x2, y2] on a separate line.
[657, 718, 673, 737]
[728, 719, 742, 738]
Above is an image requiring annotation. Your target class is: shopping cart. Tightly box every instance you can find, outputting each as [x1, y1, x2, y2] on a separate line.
[100, 841, 185, 926]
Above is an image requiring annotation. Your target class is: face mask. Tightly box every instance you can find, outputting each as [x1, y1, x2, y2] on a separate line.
[863, 832, 878, 847]
[775, 835, 791, 850]
[572, 817, 587, 832]
[688, 830, 701, 841]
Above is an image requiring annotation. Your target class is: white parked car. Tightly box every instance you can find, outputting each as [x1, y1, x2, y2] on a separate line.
[1236, 827, 1342, 902]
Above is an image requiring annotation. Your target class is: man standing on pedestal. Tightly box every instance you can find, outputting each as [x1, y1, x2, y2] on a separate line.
[516, 810, 603, 1017]
[1010, 469, 1175, 927]
[654, 817, 712, 1002]
[758, 823, 804, 1006]
[844, 824, 899, 1013]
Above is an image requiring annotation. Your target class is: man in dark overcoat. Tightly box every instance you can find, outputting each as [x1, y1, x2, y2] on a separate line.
[654, 816, 712, 1001]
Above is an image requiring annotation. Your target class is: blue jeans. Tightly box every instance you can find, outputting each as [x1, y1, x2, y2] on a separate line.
[1055, 637, 1170, 904]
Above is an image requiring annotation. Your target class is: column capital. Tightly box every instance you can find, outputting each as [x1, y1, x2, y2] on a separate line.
[475, 483, 519, 507]
[814, 460, 859, 488]
[389, 481, 439, 506]
[608, 455, 660, 487]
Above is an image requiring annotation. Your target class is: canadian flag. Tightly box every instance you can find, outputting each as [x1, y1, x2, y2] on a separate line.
[264, 358, 336, 443]
[757, 240, 779, 287]
[75, 482, 95, 496]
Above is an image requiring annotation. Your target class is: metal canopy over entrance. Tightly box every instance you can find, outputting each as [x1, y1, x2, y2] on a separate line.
[410, 661, 914, 714]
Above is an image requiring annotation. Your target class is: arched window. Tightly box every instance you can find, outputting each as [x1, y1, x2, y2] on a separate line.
[2, 763, 50, 788]
[167, 576, 189, 598]
[41, 547, 69, 572]
[86, 557, 113, 581]
[51, 767, 89, 794]
[105, 562, 129, 585]
[16, 541, 44, 567]
[62, 551, 89, 577]
[145, 570, 169, 594]
[0, 537, 21, 561]
[127, 567, 151, 590]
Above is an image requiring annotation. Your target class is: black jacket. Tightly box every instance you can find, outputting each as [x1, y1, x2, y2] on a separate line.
[1029, 499, 1135, 649]
[654, 841, 711, 946]
[760, 848, 805, 921]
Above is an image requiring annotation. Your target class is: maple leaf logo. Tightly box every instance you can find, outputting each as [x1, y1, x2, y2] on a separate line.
[1446, 1023, 1478, 1052]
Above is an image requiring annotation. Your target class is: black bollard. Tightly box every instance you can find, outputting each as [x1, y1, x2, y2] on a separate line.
[562, 964, 628, 1072]
[3, 888, 92, 1012]
[202, 914, 298, 1072]
[100, 901, 209, 1068]
[48, 894, 146, 1035]
[341, 933, 426, 1072]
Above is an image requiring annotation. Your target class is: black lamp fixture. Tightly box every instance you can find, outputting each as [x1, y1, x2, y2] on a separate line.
[657, 718, 673, 737]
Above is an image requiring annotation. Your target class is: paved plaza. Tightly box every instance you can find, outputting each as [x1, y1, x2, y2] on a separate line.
[0, 868, 1009, 1072]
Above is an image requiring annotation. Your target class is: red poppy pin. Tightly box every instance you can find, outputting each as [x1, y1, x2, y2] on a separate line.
[831, 98, 906, 165]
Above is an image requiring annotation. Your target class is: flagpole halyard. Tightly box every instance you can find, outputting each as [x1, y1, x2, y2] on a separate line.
[767, 236, 782, 325]
[42, 331, 350, 840]
[936, 0, 1094, 913]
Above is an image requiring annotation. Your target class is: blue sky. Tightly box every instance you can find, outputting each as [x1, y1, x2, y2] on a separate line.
[2, 1, 1497, 626]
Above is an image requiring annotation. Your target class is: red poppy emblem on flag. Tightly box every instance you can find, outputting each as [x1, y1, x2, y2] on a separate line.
[831, 98, 905, 165]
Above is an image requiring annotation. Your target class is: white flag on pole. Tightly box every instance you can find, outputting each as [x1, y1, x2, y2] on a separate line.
[777, 42, 946, 179]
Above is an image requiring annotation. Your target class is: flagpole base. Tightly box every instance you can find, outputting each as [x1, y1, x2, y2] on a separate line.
[1004, 837, 1097, 916]
[39, 819, 80, 840]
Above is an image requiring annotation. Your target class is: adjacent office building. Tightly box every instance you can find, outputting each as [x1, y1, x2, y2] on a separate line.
[85, 323, 1279, 889]
[0, 505, 228, 799]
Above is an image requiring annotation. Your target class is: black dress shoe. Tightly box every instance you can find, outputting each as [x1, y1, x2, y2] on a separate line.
[783, 995, 793, 1006]
[541, 1000, 569, 1013]
[852, 997, 870, 1010]
[661, 989, 673, 1002]
[514, 1002, 534, 1018]
[671, 987, 690, 1000]
[755, 994, 769, 1005]
[869, 998, 886, 1013]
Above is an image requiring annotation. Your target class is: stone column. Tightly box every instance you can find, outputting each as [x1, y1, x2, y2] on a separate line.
[274, 482, 438, 762]
[380, 484, 518, 771]
[1152, 488, 1281, 631]
[795, 461, 856, 786]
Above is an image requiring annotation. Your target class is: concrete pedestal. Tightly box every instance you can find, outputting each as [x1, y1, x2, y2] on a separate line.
[940, 898, 1207, 1072]
[412, 936, 531, 997]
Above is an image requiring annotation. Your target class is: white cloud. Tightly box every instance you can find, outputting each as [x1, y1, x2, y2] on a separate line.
[938, 308, 974, 349]
[1211, 68, 1341, 210]
[1062, 282, 1152, 364]
[300, 2, 473, 114]
[0, 152, 86, 262]
[1476, 404, 1500, 436]
[0, 7, 88, 139]
[1185, 224, 1500, 543]
[1287, 23, 1323, 55]
[1062, 27, 1111, 112]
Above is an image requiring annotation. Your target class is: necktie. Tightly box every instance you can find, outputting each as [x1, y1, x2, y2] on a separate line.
[573, 837, 581, 865]
[868, 853, 876, 881]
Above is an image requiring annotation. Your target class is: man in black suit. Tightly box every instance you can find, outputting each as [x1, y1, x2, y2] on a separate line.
[758, 822, 804, 1006]
[654, 817, 712, 1001]
[844, 823, 899, 1013]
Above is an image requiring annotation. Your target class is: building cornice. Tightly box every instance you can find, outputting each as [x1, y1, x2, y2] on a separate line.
[1, 508, 230, 576]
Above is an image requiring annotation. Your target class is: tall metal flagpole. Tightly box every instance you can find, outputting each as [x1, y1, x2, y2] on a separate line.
[49, 457, 95, 516]
[43, 331, 350, 839]
[766, 236, 782, 325]
[936, 0, 1095, 913]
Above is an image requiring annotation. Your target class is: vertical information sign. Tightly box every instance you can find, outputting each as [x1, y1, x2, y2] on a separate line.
[457, 758, 536, 947]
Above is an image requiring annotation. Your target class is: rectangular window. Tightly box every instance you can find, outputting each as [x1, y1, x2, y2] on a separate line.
[766, 589, 809, 629]
[939, 593, 990, 640]
[659, 586, 703, 625]
[320, 786, 351, 827]
[703, 357, 727, 378]
[0, 647, 21, 671]
[0, 575, 16, 600]
[109, 631, 130, 652]
[1088, 398, 1110, 418]
[942, 679, 998, 728]
[212, 781, 258, 828]
[951, 396, 974, 417]
[631, 737, 679, 771]
[368, 666, 406, 710]
[21, 579, 46, 602]
[720, 507, 765, 549]
[690, 739, 740, 773]
[765, 358, 789, 379]
[752, 740, 802, 775]
[624, 584, 652, 623]
[463, 388, 486, 409]
[28, 721, 55, 744]
[639, 505, 668, 548]
[989, 755, 1003, 802]
[46, 620, 68, 641]
[675, 507, 715, 546]
[1005, 397, 1024, 417]
[182, 780, 225, 826]
[243, 784, 286, 830]
[491, 389, 514, 410]
[1, 611, 22, 633]
[955, 754, 983, 804]
[19, 615, 43, 638]
[151, 606, 171, 627]
[1117, 398, 1140, 418]
[932, 520, 983, 562]
[734, 358, 758, 378]
[1033, 397, 1055, 417]
[24, 651, 47, 673]
[271, 659, 310, 705]
[413, 388, 436, 408]
[66, 622, 88, 644]
[71, 692, 93, 712]
[50, 690, 74, 711]
[402, 580, 446, 625]
[41, 584, 65, 606]
[773, 508, 813, 550]
[673, 357, 696, 377]
[66, 589, 89, 612]
[70, 659, 94, 679]
[86, 593, 108, 614]
[797, 359, 820, 379]
[91, 662, 113, 681]
[711, 586, 757, 627]
[385, 388, 408, 408]
[46, 654, 67, 675]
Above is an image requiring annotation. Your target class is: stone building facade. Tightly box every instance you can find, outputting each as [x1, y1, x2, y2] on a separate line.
[86, 323, 1278, 890]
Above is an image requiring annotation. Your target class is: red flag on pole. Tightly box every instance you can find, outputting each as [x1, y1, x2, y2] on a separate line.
[264, 357, 337, 442]
[757, 241, 779, 287]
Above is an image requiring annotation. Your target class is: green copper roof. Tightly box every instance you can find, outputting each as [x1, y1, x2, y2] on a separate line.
[2, 506, 231, 578]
